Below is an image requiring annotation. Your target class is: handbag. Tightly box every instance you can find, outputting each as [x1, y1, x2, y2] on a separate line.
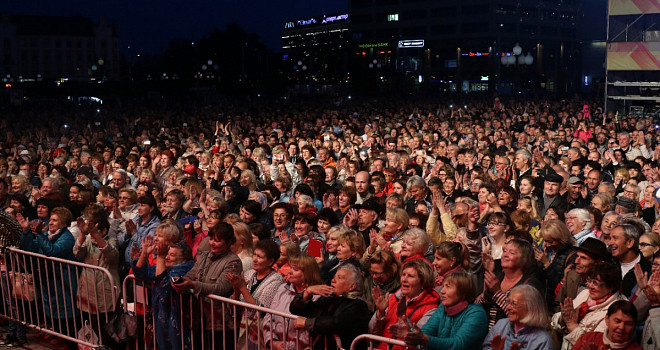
[8, 271, 37, 301]
[104, 312, 138, 343]
[77, 321, 99, 350]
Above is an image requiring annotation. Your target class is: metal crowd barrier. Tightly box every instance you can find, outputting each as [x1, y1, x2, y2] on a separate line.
[123, 274, 344, 350]
[0, 246, 118, 349]
[350, 334, 407, 350]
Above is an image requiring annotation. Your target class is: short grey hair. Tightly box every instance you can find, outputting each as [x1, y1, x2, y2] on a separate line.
[337, 264, 363, 295]
[297, 194, 314, 208]
[407, 175, 426, 189]
[510, 284, 548, 328]
[568, 208, 592, 231]
[515, 149, 532, 165]
[404, 228, 431, 255]
[614, 223, 640, 245]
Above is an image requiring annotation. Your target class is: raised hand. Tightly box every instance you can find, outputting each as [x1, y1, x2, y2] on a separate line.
[490, 334, 506, 350]
[141, 235, 155, 257]
[343, 208, 358, 227]
[372, 286, 388, 315]
[561, 297, 578, 331]
[15, 213, 29, 232]
[484, 270, 501, 293]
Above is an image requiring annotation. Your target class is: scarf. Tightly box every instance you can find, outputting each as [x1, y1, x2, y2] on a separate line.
[435, 266, 464, 288]
[47, 227, 63, 241]
[577, 293, 612, 322]
[445, 301, 469, 317]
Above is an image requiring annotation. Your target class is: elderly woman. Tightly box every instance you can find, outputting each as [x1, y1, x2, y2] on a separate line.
[483, 285, 553, 350]
[320, 226, 365, 284]
[290, 212, 326, 256]
[591, 193, 614, 214]
[600, 211, 621, 242]
[364, 250, 401, 312]
[477, 239, 545, 328]
[551, 262, 627, 350]
[639, 232, 660, 260]
[403, 271, 488, 350]
[432, 241, 470, 290]
[17, 207, 78, 345]
[399, 228, 432, 265]
[290, 264, 370, 350]
[565, 208, 595, 245]
[370, 260, 440, 350]
[573, 301, 642, 350]
[263, 255, 323, 350]
[535, 220, 577, 305]
[172, 222, 242, 348]
[133, 236, 194, 350]
[74, 204, 120, 319]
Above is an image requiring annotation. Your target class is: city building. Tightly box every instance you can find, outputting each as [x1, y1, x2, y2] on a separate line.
[0, 13, 120, 82]
[349, 0, 585, 94]
[282, 13, 350, 94]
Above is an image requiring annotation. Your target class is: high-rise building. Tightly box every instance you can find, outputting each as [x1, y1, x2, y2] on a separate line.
[349, 0, 583, 94]
[282, 13, 350, 94]
[0, 13, 120, 82]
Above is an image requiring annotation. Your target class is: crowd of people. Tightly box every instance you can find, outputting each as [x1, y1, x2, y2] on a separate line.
[0, 95, 659, 350]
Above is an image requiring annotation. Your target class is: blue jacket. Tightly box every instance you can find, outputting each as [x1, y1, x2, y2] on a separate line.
[21, 228, 78, 319]
[120, 215, 161, 265]
[133, 260, 194, 350]
[420, 303, 488, 350]
[483, 318, 553, 350]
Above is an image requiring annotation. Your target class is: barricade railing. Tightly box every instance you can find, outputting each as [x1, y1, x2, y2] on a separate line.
[350, 334, 407, 350]
[123, 273, 344, 350]
[0, 246, 119, 349]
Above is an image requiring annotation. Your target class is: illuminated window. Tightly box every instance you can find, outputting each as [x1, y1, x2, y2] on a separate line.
[387, 14, 399, 21]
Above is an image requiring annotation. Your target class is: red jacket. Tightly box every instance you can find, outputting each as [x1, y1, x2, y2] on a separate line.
[378, 289, 440, 350]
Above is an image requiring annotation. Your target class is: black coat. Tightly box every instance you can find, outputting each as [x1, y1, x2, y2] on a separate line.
[290, 293, 369, 350]
[621, 254, 652, 298]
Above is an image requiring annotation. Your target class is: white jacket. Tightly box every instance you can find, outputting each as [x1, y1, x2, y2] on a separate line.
[551, 289, 627, 350]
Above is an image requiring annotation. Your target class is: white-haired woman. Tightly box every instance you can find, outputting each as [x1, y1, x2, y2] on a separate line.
[399, 228, 432, 265]
[565, 208, 595, 245]
[483, 284, 553, 350]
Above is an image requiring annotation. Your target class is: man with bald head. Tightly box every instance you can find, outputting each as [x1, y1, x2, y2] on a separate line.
[354, 171, 372, 204]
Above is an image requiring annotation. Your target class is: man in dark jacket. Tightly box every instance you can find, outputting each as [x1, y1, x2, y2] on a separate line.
[608, 224, 653, 298]
[290, 264, 369, 350]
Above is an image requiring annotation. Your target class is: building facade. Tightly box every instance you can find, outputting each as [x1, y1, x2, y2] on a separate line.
[282, 13, 350, 94]
[0, 13, 120, 82]
[349, 0, 583, 94]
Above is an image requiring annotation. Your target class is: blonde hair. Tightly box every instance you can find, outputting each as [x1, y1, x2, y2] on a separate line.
[385, 207, 409, 232]
[232, 222, 254, 254]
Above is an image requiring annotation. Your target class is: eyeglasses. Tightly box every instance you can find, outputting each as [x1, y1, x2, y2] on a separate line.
[487, 222, 506, 227]
[639, 242, 656, 248]
[586, 278, 607, 288]
[118, 196, 131, 200]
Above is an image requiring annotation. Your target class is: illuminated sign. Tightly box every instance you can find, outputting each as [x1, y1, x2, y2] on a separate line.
[284, 14, 349, 29]
[358, 42, 389, 48]
[398, 40, 424, 48]
[461, 52, 491, 56]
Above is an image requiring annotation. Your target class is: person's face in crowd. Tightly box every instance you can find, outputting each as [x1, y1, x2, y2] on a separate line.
[505, 290, 528, 324]
[40, 180, 55, 196]
[355, 172, 370, 195]
[11, 178, 23, 193]
[383, 215, 403, 234]
[358, 208, 377, 228]
[400, 266, 423, 298]
[209, 235, 228, 254]
[48, 213, 66, 233]
[470, 179, 483, 195]
[433, 252, 456, 276]
[601, 214, 619, 239]
[608, 226, 634, 260]
[544, 180, 560, 197]
[605, 310, 636, 344]
[497, 189, 513, 206]
[317, 219, 332, 234]
[400, 236, 420, 258]
[331, 268, 356, 296]
[618, 134, 631, 148]
[335, 240, 355, 260]
[568, 183, 583, 200]
[164, 246, 185, 267]
[591, 196, 605, 213]
[165, 194, 182, 214]
[136, 202, 153, 219]
[653, 220, 660, 235]
[393, 182, 406, 196]
[240, 206, 257, 223]
[564, 213, 584, 234]
[370, 262, 392, 285]
[487, 218, 508, 239]
[113, 172, 127, 189]
[69, 186, 81, 202]
[574, 250, 598, 275]
[622, 186, 637, 200]
[288, 263, 306, 286]
[36, 204, 49, 219]
[514, 153, 527, 170]
[639, 235, 659, 260]
[478, 187, 491, 204]
[500, 242, 522, 270]
[252, 248, 274, 273]
[481, 156, 492, 170]
[338, 191, 351, 207]
[302, 148, 312, 160]
[518, 178, 534, 197]
[410, 185, 427, 201]
[440, 279, 461, 307]
[160, 154, 171, 168]
[570, 165, 582, 176]
[587, 273, 611, 300]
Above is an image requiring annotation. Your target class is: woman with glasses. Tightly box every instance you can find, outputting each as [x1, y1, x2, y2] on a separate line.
[483, 212, 511, 260]
[483, 285, 553, 350]
[639, 232, 660, 260]
[551, 262, 626, 350]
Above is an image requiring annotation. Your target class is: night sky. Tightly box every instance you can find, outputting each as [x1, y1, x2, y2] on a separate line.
[1, 0, 348, 54]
